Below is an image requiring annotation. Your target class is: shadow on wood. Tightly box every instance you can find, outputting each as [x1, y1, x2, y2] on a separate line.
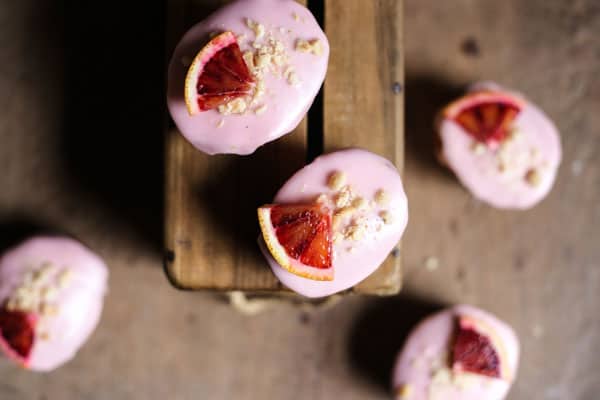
[347, 294, 446, 393]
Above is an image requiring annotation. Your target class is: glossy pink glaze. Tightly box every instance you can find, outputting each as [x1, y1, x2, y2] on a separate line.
[260, 149, 408, 298]
[392, 305, 520, 400]
[439, 82, 562, 209]
[167, 0, 329, 155]
[0, 237, 108, 371]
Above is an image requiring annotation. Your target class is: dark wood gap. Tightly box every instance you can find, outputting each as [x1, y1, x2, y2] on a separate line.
[306, 0, 325, 163]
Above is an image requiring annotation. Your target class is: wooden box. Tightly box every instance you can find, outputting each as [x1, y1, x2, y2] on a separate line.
[164, 0, 404, 295]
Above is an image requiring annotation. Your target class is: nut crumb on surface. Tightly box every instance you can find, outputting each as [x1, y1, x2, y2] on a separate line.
[292, 12, 300, 21]
[216, 119, 225, 128]
[424, 256, 440, 271]
[295, 39, 323, 55]
[525, 168, 541, 187]
[327, 171, 346, 190]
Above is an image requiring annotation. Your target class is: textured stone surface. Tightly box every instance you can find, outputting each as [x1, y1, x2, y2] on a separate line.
[0, 1, 598, 399]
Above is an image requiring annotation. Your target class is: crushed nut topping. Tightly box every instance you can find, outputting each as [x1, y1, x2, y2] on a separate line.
[4, 263, 73, 320]
[327, 171, 346, 191]
[295, 39, 323, 56]
[374, 189, 390, 206]
[216, 119, 225, 128]
[380, 210, 393, 225]
[254, 104, 267, 115]
[471, 142, 486, 155]
[218, 98, 247, 115]
[524, 168, 541, 187]
[396, 384, 413, 399]
[352, 197, 368, 210]
[246, 18, 265, 40]
[334, 186, 353, 208]
[292, 12, 300, 21]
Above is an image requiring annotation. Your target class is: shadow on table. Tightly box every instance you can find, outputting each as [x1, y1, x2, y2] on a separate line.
[0, 215, 61, 254]
[404, 73, 464, 180]
[59, 2, 166, 253]
[347, 294, 446, 393]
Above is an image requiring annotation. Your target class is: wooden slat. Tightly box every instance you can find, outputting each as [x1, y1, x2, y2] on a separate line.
[165, 0, 307, 291]
[165, 0, 404, 294]
[324, 0, 404, 295]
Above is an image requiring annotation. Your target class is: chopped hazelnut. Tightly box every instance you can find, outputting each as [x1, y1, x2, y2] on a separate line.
[374, 189, 390, 206]
[246, 19, 265, 39]
[525, 168, 542, 187]
[352, 197, 368, 210]
[57, 268, 72, 288]
[396, 384, 413, 399]
[470, 142, 486, 155]
[380, 210, 394, 225]
[254, 104, 267, 115]
[327, 171, 346, 191]
[295, 39, 323, 56]
[218, 98, 247, 115]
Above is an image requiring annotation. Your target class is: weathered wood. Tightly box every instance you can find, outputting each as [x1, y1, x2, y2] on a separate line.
[324, 0, 404, 295]
[165, 0, 404, 294]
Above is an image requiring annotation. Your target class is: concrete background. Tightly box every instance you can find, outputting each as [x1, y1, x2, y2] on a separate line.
[0, 1, 599, 399]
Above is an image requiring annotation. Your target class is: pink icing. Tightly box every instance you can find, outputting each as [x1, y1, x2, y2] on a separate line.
[167, 0, 329, 155]
[0, 237, 108, 371]
[392, 305, 520, 400]
[260, 149, 408, 298]
[439, 82, 562, 209]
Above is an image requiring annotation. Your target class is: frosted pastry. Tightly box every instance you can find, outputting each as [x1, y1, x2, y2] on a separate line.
[167, 0, 329, 155]
[0, 236, 108, 371]
[392, 305, 520, 400]
[258, 148, 408, 298]
[436, 82, 562, 209]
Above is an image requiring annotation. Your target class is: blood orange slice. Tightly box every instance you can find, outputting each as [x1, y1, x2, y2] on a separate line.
[0, 308, 36, 367]
[184, 31, 255, 115]
[442, 91, 525, 146]
[452, 315, 509, 380]
[258, 203, 333, 281]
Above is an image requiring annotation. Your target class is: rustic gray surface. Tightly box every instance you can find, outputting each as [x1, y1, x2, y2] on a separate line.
[0, 1, 599, 399]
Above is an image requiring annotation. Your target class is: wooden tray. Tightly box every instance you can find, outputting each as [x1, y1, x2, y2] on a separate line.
[164, 0, 404, 295]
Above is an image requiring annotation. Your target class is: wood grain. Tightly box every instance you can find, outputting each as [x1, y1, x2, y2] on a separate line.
[324, 0, 404, 295]
[165, 0, 404, 294]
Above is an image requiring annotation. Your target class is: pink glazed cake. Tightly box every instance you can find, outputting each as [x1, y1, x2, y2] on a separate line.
[258, 149, 408, 298]
[437, 82, 562, 209]
[393, 305, 520, 400]
[167, 0, 329, 155]
[0, 236, 108, 371]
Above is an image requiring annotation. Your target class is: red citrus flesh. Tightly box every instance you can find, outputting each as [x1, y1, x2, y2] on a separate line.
[452, 317, 502, 378]
[270, 204, 333, 270]
[444, 92, 523, 146]
[0, 309, 36, 364]
[184, 31, 255, 114]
